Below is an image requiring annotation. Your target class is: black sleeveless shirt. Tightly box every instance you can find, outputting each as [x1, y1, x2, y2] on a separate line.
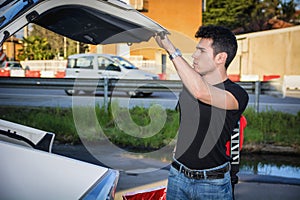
[175, 79, 249, 169]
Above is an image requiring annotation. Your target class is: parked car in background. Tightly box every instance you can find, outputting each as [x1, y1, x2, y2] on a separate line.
[0, 119, 119, 200]
[1, 61, 23, 70]
[65, 53, 159, 96]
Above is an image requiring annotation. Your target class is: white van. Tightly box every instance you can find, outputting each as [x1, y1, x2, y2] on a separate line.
[64, 53, 159, 96]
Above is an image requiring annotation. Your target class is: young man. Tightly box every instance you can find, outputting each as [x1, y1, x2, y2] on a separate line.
[155, 25, 249, 199]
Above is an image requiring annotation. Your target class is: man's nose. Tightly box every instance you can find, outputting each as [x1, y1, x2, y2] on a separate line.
[192, 51, 197, 59]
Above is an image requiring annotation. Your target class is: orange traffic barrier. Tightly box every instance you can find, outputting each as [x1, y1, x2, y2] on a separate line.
[55, 71, 66, 78]
[158, 73, 166, 80]
[25, 70, 41, 78]
[263, 75, 280, 81]
[228, 74, 240, 82]
[0, 69, 10, 77]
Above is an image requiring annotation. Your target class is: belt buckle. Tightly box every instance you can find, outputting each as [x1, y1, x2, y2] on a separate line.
[195, 171, 204, 180]
[183, 169, 205, 179]
[183, 169, 193, 178]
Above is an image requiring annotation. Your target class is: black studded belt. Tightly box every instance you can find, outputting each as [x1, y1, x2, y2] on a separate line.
[171, 162, 230, 180]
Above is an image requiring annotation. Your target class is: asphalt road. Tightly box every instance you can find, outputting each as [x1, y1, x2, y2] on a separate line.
[0, 87, 299, 114]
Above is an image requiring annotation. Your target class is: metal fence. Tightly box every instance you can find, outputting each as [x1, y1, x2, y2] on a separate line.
[0, 77, 277, 112]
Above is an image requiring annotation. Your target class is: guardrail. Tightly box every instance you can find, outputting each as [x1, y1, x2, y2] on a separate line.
[0, 77, 277, 112]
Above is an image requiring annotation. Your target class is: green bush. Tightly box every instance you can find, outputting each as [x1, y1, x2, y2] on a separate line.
[243, 108, 300, 146]
[0, 106, 299, 149]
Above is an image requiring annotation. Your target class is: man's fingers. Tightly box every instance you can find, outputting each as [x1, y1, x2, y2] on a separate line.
[158, 32, 166, 39]
[155, 35, 163, 48]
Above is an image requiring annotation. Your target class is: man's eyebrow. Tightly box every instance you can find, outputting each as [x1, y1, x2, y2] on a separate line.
[196, 46, 206, 51]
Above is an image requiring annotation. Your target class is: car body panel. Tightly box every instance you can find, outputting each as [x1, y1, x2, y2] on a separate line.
[0, 119, 54, 152]
[0, 141, 114, 200]
[0, 119, 119, 200]
[0, 0, 168, 45]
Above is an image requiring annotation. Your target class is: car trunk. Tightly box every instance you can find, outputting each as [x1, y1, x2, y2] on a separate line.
[0, 0, 168, 45]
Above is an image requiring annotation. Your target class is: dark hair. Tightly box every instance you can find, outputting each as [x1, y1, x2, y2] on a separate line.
[195, 25, 237, 69]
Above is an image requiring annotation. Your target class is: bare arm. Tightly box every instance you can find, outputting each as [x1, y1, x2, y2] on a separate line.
[155, 35, 239, 110]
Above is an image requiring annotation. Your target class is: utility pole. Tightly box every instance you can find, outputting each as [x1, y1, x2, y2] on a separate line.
[64, 37, 67, 58]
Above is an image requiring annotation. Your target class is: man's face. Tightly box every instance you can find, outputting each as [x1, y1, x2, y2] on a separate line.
[192, 38, 216, 76]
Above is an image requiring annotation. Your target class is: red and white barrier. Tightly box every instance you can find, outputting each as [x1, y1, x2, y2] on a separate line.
[240, 74, 259, 82]
[0, 69, 67, 78]
[55, 71, 65, 78]
[10, 70, 25, 77]
[40, 70, 55, 78]
[0, 69, 10, 77]
[228, 74, 240, 82]
[263, 75, 280, 81]
[25, 70, 41, 78]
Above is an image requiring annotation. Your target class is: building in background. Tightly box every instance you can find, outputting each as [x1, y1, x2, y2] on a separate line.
[1, 36, 22, 62]
[90, 0, 202, 78]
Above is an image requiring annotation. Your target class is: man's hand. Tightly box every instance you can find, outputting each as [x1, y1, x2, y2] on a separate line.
[155, 33, 176, 54]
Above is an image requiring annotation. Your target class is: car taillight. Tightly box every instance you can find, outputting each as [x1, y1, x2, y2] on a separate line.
[80, 169, 119, 200]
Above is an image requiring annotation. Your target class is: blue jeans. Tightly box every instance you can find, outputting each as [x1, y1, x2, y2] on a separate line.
[166, 162, 233, 200]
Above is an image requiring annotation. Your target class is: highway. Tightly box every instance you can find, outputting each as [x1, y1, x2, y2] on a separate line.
[0, 87, 299, 114]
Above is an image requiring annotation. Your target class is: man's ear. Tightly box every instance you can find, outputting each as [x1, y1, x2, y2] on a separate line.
[215, 52, 227, 65]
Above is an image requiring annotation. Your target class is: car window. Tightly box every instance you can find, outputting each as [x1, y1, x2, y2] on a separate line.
[106, 64, 121, 72]
[10, 63, 22, 68]
[112, 56, 138, 70]
[67, 56, 93, 69]
[1, 61, 22, 69]
[98, 56, 114, 70]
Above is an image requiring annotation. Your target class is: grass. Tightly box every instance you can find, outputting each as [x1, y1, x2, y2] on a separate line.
[243, 108, 300, 147]
[0, 105, 299, 150]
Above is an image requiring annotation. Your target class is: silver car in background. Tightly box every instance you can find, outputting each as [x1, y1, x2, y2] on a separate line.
[65, 53, 159, 96]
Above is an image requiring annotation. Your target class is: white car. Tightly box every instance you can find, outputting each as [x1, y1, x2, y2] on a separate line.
[0, 119, 119, 200]
[1, 61, 23, 70]
[65, 53, 159, 96]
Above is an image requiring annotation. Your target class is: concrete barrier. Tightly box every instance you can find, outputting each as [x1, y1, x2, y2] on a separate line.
[240, 74, 259, 82]
[282, 75, 300, 97]
[40, 70, 55, 78]
[10, 70, 25, 77]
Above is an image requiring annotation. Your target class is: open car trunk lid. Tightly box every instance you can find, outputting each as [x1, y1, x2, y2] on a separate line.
[0, 0, 168, 45]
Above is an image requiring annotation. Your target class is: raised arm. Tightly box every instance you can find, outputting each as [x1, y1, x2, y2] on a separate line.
[155, 35, 239, 110]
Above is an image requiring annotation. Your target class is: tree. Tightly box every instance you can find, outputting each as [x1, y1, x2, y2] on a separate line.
[19, 24, 89, 60]
[18, 35, 54, 60]
[247, 0, 281, 32]
[203, 0, 257, 30]
[203, 0, 297, 34]
[280, 0, 297, 22]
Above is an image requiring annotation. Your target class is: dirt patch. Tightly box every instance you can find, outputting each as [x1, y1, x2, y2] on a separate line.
[242, 144, 300, 155]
